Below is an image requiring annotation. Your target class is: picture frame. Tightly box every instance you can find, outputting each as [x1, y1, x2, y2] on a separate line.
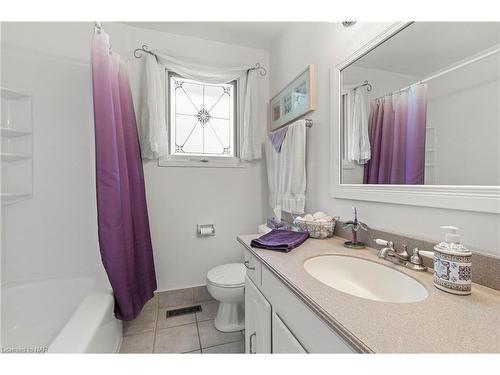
[269, 64, 316, 131]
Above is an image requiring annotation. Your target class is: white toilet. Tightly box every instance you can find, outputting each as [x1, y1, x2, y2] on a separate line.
[206, 263, 245, 332]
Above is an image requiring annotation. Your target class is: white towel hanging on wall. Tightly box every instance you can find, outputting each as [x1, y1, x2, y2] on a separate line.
[265, 119, 307, 221]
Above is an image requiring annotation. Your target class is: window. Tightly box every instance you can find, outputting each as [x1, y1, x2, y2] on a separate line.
[166, 72, 238, 165]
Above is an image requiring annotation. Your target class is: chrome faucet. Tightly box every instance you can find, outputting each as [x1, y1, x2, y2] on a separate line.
[375, 239, 410, 264]
[374, 239, 427, 272]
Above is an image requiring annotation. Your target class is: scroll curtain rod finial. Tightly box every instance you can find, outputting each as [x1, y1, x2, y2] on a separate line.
[248, 62, 267, 77]
[351, 80, 372, 92]
[133, 44, 158, 62]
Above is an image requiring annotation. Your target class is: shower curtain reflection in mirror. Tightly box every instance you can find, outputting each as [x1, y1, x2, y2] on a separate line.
[363, 84, 427, 185]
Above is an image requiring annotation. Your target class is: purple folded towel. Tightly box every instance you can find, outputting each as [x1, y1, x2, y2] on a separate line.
[250, 229, 309, 252]
[268, 126, 288, 153]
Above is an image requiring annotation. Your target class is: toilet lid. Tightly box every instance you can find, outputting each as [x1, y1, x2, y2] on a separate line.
[207, 263, 245, 287]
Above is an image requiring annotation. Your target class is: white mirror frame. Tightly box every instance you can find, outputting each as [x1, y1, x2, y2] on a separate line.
[330, 22, 500, 214]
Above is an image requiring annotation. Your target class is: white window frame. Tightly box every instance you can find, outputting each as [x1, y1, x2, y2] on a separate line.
[159, 70, 245, 168]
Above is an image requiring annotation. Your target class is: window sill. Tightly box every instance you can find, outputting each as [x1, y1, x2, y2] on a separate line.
[158, 156, 247, 168]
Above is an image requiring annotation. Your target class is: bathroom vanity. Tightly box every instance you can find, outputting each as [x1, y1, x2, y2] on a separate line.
[238, 234, 500, 353]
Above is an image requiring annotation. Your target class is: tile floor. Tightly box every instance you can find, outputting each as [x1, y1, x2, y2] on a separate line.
[119, 286, 245, 354]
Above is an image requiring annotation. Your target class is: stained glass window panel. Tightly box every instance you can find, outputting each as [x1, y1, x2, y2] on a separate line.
[169, 75, 236, 158]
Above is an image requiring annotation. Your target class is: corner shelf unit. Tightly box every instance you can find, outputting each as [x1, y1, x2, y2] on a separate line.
[1, 152, 32, 162]
[1, 87, 33, 206]
[0, 193, 33, 205]
[0, 127, 31, 138]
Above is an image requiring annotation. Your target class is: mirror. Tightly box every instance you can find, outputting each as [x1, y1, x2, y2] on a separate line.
[340, 22, 500, 186]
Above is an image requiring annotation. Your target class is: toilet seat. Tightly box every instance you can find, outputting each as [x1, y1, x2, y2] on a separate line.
[206, 263, 245, 288]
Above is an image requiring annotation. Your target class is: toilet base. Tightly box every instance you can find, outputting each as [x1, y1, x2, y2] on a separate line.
[214, 301, 245, 332]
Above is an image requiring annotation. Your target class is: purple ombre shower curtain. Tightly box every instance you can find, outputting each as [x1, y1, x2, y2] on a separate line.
[91, 31, 157, 320]
[364, 84, 427, 184]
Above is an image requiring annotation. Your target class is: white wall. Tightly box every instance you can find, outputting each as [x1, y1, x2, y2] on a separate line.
[269, 22, 500, 256]
[1, 23, 107, 286]
[427, 53, 500, 186]
[1, 22, 269, 291]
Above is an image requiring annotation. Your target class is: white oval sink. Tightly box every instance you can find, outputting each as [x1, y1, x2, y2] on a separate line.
[304, 255, 428, 303]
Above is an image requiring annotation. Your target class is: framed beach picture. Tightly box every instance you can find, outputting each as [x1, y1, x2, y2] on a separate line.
[269, 64, 316, 131]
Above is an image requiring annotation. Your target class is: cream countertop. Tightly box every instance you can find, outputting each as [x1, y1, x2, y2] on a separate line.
[238, 234, 500, 353]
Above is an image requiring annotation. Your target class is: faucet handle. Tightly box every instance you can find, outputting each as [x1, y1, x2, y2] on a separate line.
[374, 239, 394, 249]
[410, 248, 424, 265]
[401, 244, 409, 255]
[407, 248, 427, 271]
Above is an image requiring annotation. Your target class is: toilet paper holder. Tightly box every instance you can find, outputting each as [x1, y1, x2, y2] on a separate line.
[197, 224, 216, 237]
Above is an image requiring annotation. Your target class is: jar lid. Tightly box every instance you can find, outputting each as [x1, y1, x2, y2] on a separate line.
[435, 241, 471, 255]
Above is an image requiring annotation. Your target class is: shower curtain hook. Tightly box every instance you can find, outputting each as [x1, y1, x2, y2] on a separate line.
[94, 21, 103, 34]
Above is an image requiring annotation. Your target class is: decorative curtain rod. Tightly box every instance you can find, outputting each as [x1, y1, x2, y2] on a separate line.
[384, 45, 500, 98]
[352, 80, 372, 92]
[133, 44, 267, 76]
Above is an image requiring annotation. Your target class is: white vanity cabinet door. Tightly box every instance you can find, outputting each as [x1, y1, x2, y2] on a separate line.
[245, 275, 271, 353]
[272, 312, 307, 353]
[261, 266, 355, 353]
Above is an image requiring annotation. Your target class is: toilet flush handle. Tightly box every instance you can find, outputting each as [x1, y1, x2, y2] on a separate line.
[244, 260, 255, 270]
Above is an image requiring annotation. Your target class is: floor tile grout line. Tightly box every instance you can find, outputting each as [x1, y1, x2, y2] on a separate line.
[201, 338, 245, 351]
[156, 319, 198, 332]
[151, 304, 160, 353]
[196, 316, 217, 323]
[197, 318, 245, 351]
[153, 322, 200, 353]
[122, 328, 155, 338]
[195, 306, 203, 353]
[192, 287, 203, 353]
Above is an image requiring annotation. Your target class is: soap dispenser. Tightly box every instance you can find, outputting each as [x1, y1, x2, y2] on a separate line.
[420, 226, 472, 295]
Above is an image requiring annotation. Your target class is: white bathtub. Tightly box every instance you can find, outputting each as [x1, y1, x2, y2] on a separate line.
[1, 277, 122, 353]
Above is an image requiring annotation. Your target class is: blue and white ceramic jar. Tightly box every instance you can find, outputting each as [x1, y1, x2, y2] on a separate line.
[431, 226, 472, 295]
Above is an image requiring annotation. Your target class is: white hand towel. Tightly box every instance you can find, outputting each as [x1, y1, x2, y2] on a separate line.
[346, 88, 371, 164]
[265, 120, 307, 220]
